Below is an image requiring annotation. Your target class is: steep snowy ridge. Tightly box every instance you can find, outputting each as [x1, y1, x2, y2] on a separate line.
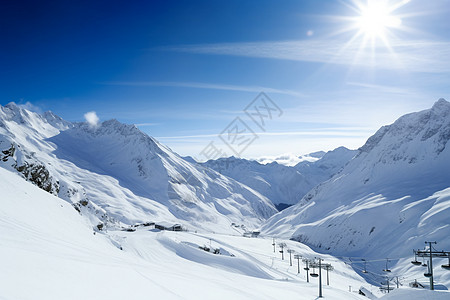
[262, 99, 450, 286]
[202, 147, 356, 210]
[0, 103, 276, 233]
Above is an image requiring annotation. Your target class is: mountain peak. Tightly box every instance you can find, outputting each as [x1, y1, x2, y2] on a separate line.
[4, 102, 19, 109]
[431, 98, 450, 113]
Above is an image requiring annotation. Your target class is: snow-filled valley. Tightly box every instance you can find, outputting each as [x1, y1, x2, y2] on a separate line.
[1, 167, 376, 300]
[1, 99, 450, 299]
[201, 147, 357, 210]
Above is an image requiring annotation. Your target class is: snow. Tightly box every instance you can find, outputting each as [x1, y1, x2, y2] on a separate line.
[262, 99, 450, 288]
[256, 151, 326, 166]
[0, 167, 374, 299]
[379, 288, 450, 299]
[202, 147, 356, 208]
[0, 103, 277, 234]
[1, 99, 450, 299]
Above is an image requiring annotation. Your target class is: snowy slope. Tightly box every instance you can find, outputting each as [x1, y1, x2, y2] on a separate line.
[0, 166, 377, 300]
[294, 146, 358, 185]
[0, 103, 276, 233]
[262, 99, 450, 287]
[202, 147, 356, 210]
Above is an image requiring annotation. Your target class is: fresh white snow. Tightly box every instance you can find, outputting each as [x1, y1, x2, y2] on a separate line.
[0, 167, 376, 300]
[0, 103, 276, 234]
[262, 99, 450, 288]
[1, 99, 450, 299]
[202, 147, 356, 209]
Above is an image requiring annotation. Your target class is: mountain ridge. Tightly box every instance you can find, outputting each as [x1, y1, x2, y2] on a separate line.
[202, 147, 357, 210]
[0, 103, 277, 233]
[262, 98, 450, 258]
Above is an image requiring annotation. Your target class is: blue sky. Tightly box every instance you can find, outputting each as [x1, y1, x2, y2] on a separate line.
[2, 0, 450, 160]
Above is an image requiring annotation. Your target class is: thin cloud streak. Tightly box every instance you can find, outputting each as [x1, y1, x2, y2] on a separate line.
[156, 129, 372, 140]
[168, 39, 450, 73]
[102, 81, 305, 97]
[135, 122, 160, 126]
[345, 81, 418, 95]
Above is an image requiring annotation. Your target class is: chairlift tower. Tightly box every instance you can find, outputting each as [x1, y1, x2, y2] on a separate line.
[380, 276, 393, 293]
[302, 258, 311, 283]
[287, 249, 295, 266]
[278, 243, 286, 260]
[309, 258, 333, 298]
[412, 241, 450, 291]
[294, 254, 302, 274]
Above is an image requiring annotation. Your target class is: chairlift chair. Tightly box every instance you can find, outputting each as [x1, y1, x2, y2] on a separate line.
[382, 259, 391, 272]
[441, 257, 450, 270]
[411, 252, 421, 266]
[424, 262, 432, 277]
[421, 257, 427, 267]
[362, 259, 368, 273]
[310, 265, 319, 277]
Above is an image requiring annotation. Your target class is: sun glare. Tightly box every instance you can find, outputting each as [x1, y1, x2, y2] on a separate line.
[333, 0, 412, 57]
[356, 1, 402, 38]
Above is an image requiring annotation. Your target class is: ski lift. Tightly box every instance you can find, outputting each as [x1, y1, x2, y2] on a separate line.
[421, 257, 427, 267]
[362, 259, 368, 273]
[303, 267, 310, 271]
[411, 252, 421, 266]
[310, 265, 319, 277]
[441, 257, 450, 270]
[424, 262, 432, 277]
[382, 259, 391, 272]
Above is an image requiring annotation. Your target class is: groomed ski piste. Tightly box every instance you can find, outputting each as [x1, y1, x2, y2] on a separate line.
[2, 167, 450, 300]
[0, 167, 368, 300]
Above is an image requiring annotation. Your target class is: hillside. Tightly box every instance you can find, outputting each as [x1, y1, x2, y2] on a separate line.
[0, 103, 276, 233]
[202, 147, 356, 210]
[262, 99, 450, 286]
[0, 166, 376, 300]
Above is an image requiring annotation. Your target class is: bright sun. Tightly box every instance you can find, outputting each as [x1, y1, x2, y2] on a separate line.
[334, 0, 412, 53]
[356, 0, 402, 39]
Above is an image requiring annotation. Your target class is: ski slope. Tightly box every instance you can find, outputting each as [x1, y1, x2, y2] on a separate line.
[0, 167, 377, 300]
[262, 99, 450, 288]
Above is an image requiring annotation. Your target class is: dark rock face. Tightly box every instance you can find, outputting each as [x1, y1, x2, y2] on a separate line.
[1, 143, 59, 195]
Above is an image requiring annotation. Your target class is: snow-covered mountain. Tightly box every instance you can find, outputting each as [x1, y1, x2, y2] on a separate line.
[294, 146, 358, 188]
[202, 147, 356, 210]
[262, 99, 450, 285]
[0, 166, 378, 300]
[0, 103, 277, 233]
[255, 151, 326, 166]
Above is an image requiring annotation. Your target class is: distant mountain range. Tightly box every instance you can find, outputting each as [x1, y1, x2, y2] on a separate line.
[201, 147, 357, 210]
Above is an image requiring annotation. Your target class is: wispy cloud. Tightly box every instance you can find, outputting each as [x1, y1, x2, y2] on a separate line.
[135, 122, 160, 127]
[345, 81, 418, 95]
[17, 101, 43, 114]
[156, 129, 371, 140]
[102, 81, 305, 97]
[167, 39, 450, 73]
